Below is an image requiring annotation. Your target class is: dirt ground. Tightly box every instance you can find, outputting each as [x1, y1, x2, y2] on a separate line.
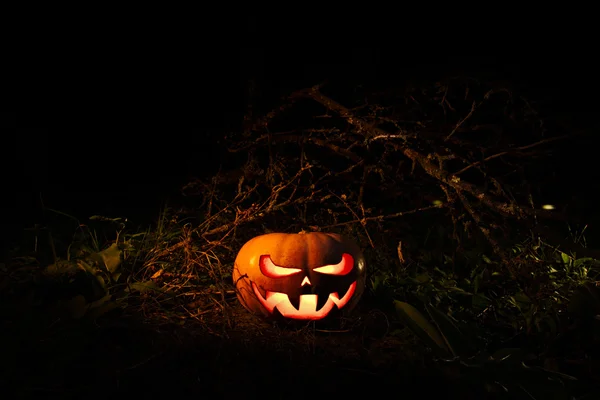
[1, 300, 496, 399]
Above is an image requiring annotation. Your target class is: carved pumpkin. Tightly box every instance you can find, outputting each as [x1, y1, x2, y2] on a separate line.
[232, 231, 366, 320]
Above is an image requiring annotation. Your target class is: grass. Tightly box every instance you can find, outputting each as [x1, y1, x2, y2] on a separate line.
[3, 77, 600, 398]
[1, 205, 599, 399]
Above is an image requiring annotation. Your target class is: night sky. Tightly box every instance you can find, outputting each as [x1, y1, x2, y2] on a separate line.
[3, 53, 600, 244]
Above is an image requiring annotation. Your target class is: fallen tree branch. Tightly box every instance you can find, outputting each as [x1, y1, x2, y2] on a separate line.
[320, 204, 441, 230]
[454, 135, 570, 175]
[301, 86, 528, 220]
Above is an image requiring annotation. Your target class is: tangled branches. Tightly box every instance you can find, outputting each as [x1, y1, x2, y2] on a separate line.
[119, 76, 582, 330]
[131, 76, 571, 324]
[180, 78, 563, 261]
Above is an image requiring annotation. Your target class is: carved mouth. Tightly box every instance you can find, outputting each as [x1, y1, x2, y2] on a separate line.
[251, 281, 357, 320]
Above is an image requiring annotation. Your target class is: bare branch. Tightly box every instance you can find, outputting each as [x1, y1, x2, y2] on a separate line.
[454, 135, 570, 175]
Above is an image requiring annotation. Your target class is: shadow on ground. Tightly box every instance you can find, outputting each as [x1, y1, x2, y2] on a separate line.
[1, 306, 491, 399]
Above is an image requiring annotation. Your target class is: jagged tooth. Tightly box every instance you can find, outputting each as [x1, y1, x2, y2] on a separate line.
[288, 294, 300, 310]
[329, 292, 340, 305]
[299, 295, 318, 314]
[316, 293, 329, 310]
[272, 306, 284, 319]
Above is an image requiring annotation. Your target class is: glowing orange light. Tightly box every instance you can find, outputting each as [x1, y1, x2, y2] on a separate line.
[313, 253, 354, 275]
[252, 281, 357, 320]
[259, 255, 303, 278]
[232, 232, 367, 321]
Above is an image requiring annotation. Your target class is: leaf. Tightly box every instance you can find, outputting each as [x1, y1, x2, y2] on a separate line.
[394, 300, 451, 357]
[425, 303, 472, 357]
[127, 280, 160, 293]
[96, 243, 122, 274]
[77, 259, 98, 275]
[568, 282, 600, 318]
[128, 232, 147, 239]
[85, 295, 120, 320]
[472, 293, 491, 311]
[44, 260, 79, 276]
[89, 215, 125, 223]
[65, 295, 88, 319]
[473, 274, 480, 294]
[514, 292, 531, 304]
[94, 274, 106, 291]
[446, 287, 471, 295]
[574, 257, 599, 268]
[88, 294, 112, 309]
[151, 269, 164, 279]
[86, 301, 120, 320]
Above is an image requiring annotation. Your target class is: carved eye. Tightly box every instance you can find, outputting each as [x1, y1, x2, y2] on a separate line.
[313, 253, 354, 275]
[259, 255, 303, 278]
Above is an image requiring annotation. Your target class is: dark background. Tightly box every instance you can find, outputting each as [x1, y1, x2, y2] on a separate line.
[3, 53, 600, 247]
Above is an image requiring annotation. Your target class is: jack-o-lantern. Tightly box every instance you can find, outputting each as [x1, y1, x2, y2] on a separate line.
[232, 231, 366, 320]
